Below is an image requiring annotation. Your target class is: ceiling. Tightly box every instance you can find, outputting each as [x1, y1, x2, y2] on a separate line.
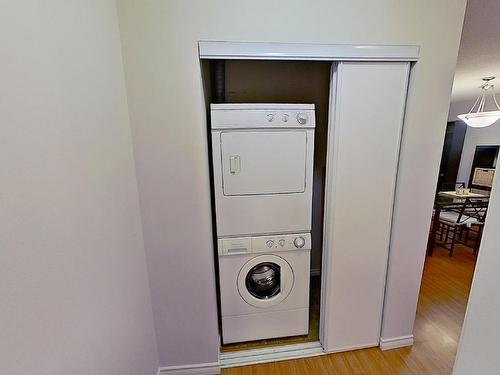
[451, 0, 500, 104]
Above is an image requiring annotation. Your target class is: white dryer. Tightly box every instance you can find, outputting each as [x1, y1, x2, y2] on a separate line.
[210, 103, 315, 237]
[218, 233, 311, 344]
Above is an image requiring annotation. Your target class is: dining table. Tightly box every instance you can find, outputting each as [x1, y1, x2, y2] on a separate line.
[426, 191, 489, 256]
[438, 190, 489, 199]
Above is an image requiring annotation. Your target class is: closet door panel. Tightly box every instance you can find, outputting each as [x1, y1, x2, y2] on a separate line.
[322, 61, 410, 351]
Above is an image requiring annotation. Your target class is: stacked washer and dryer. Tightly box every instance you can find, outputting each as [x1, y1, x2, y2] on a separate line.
[210, 103, 316, 344]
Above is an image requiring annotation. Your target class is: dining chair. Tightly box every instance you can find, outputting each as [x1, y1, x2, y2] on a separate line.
[436, 198, 489, 256]
[463, 198, 489, 254]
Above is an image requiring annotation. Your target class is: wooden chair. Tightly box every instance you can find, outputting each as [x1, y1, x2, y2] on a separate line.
[463, 198, 489, 254]
[436, 198, 488, 256]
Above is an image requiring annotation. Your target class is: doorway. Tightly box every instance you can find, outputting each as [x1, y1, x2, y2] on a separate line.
[202, 60, 331, 355]
[469, 145, 498, 192]
[423, 122, 497, 371]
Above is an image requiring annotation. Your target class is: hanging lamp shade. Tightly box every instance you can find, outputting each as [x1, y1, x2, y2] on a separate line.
[457, 77, 500, 128]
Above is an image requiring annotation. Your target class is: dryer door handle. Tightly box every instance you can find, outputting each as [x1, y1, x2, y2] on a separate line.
[229, 155, 241, 174]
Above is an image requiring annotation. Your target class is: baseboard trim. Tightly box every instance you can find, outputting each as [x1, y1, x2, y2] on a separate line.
[324, 341, 379, 354]
[220, 341, 324, 368]
[157, 361, 220, 375]
[379, 335, 414, 351]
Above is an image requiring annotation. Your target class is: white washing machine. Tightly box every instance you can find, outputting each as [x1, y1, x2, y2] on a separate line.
[210, 103, 315, 343]
[210, 103, 315, 237]
[218, 233, 311, 344]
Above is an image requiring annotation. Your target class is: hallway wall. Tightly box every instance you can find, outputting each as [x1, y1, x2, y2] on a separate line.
[453, 153, 500, 374]
[0, 2, 158, 374]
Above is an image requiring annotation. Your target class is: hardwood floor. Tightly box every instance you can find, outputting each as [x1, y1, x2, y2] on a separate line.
[222, 245, 476, 374]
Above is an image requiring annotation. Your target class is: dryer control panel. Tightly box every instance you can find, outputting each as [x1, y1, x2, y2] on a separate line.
[218, 233, 311, 256]
[211, 103, 316, 130]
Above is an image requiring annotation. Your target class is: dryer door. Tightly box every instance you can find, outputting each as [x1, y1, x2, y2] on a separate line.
[221, 130, 307, 196]
[237, 254, 294, 308]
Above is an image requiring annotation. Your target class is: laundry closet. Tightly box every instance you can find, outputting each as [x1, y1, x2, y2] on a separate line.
[200, 42, 414, 366]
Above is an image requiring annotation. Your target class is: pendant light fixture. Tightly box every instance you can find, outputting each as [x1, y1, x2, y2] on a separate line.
[457, 76, 500, 128]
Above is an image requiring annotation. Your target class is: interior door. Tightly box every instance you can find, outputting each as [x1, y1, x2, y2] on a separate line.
[220, 131, 307, 196]
[437, 121, 467, 191]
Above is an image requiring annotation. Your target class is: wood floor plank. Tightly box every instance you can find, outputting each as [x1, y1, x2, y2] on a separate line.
[222, 245, 475, 374]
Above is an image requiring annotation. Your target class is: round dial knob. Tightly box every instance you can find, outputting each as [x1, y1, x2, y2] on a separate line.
[293, 236, 305, 248]
[266, 113, 275, 122]
[296, 112, 309, 125]
[266, 240, 274, 248]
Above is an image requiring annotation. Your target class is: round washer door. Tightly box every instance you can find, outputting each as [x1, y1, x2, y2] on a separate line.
[237, 254, 294, 308]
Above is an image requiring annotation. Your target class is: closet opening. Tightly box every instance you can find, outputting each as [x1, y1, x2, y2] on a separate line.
[199, 42, 418, 370]
[201, 59, 332, 355]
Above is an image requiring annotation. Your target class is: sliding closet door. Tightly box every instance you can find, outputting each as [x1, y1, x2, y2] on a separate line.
[321, 62, 410, 351]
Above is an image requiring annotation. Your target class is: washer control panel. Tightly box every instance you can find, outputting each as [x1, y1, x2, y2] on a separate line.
[219, 233, 311, 256]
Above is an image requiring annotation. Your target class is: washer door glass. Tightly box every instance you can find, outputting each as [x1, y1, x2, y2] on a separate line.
[245, 262, 280, 300]
[238, 254, 294, 308]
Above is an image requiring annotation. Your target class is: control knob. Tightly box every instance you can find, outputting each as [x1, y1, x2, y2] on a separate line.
[266, 240, 274, 248]
[266, 113, 275, 122]
[293, 236, 305, 248]
[296, 112, 309, 125]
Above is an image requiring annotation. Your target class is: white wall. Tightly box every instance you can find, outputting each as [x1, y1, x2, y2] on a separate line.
[116, 0, 466, 368]
[453, 165, 500, 374]
[448, 98, 475, 122]
[449, 98, 500, 185]
[456, 125, 500, 185]
[0, 2, 158, 375]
